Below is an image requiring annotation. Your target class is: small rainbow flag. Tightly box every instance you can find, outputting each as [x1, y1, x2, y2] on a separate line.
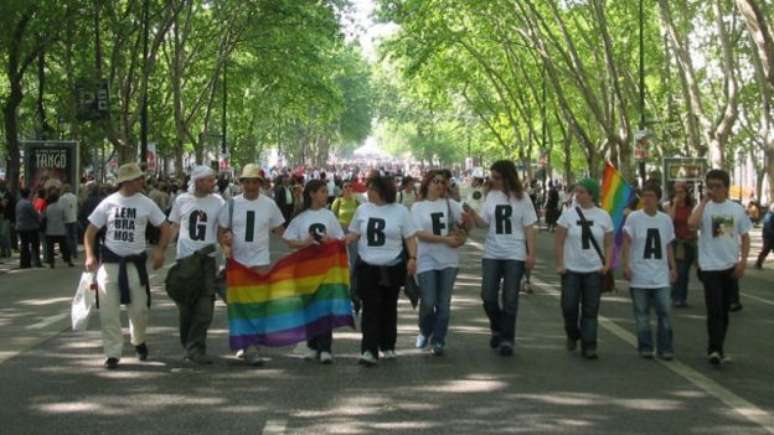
[601, 161, 636, 267]
[226, 240, 355, 350]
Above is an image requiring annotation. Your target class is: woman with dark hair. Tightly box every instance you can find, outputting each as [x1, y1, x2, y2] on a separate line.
[283, 179, 345, 364]
[411, 170, 468, 356]
[346, 176, 418, 366]
[467, 160, 537, 357]
[667, 181, 696, 308]
[555, 179, 613, 360]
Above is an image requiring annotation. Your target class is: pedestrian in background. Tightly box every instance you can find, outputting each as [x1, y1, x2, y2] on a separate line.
[60, 184, 79, 260]
[15, 188, 42, 268]
[44, 189, 73, 268]
[667, 181, 696, 308]
[755, 204, 774, 269]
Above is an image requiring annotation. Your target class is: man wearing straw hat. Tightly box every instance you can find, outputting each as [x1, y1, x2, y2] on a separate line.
[167, 165, 225, 365]
[84, 163, 172, 370]
[218, 163, 285, 366]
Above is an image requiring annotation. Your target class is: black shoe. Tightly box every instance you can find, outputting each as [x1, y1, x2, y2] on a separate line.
[730, 303, 743, 312]
[67, 262, 75, 268]
[708, 351, 722, 366]
[566, 338, 578, 352]
[489, 335, 501, 349]
[582, 350, 598, 360]
[104, 357, 119, 370]
[135, 343, 148, 361]
[498, 343, 514, 357]
[184, 353, 213, 365]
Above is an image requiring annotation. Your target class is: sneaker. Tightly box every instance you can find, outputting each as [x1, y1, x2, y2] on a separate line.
[358, 351, 377, 366]
[104, 357, 119, 370]
[498, 342, 514, 357]
[235, 349, 247, 360]
[319, 352, 333, 364]
[659, 352, 674, 361]
[566, 337, 578, 352]
[184, 353, 214, 365]
[246, 353, 265, 367]
[729, 303, 743, 312]
[489, 335, 501, 349]
[582, 350, 598, 360]
[639, 350, 654, 359]
[134, 343, 149, 361]
[431, 344, 444, 356]
[302, 346, 319, 361]
[708, 351, 722, 366]
[382, 350, 397, 360]
[415, 334, 429, 349]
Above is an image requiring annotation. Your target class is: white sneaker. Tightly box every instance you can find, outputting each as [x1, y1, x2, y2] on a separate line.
[303, 346, 319, 361]
[382, 350, 397, 360]
[358, 351, 377, 366]
[319, 352, 333, 364]
[235, 349, 246, 360]
[415, 334, 429, 349]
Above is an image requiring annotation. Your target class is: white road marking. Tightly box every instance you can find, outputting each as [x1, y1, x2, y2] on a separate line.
[531, 275, 774, 434]
[262, 419, 287, 434]
[26, 312, 69, 330]
[741, 292, 774, 307]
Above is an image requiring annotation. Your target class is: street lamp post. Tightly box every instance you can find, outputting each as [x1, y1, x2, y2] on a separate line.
[637, 0, 647, 186]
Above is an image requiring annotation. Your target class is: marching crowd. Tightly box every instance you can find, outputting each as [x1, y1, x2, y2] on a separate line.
[1, 160, 772, 372]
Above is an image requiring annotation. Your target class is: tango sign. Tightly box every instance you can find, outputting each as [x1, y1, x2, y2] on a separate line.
[23, 141, 79, 194]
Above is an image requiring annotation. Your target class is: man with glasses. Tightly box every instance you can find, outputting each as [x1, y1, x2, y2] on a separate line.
[688, 169, 751, 367]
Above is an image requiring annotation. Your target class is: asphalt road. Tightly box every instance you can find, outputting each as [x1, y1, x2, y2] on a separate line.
[1, 228, 773, 435]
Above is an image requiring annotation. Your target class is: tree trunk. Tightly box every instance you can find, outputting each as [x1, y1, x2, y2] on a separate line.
[735, 0, 774, 87]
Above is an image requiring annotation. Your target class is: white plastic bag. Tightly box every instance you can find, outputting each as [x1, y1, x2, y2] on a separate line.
[71, 272, 97, 332]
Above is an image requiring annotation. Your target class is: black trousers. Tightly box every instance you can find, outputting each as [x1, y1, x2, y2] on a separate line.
[45, 235, 71, 266]
[19, 230, 41, 268]
[357, 264, 402, 358]
[308, 331, 333, 353]
[700, 268, 737, 355]
[176, 259, 216, 357]
[757, 237, 773, 267]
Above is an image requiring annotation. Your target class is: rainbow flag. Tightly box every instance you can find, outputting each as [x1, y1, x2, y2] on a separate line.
[226, 240, 354, 350]
[601, 161, 636, 267]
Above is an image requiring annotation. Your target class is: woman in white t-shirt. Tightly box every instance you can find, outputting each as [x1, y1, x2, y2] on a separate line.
[411, 170, 468, 356]
[283, 180, 345, 365]
[555, 178, 613, 360]
[346, 176, 418, 366]
[467, 160, 537, 357]
[622, 183, 677, 360]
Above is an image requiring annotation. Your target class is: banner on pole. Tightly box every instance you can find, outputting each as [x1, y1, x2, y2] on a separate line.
[22, 141, 79, 194]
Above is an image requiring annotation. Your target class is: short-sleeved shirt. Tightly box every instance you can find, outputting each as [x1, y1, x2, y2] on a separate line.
[283, 208, 345, 242]
[624, 210, 675, 288]
[349, 203, 417, 266]
[480, 191, 537, 260]
[411, 199, 464, 273]
[217, 194, 285, 267]
[88, 192, 166, 256]
[697, 200, 752, 271]
[558, 206, 614, 272]
[168, 193, 225, 260]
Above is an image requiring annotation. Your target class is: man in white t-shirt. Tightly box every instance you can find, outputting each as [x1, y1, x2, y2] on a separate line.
[688, 169, 751, 366]
[84, 163, 172, 370]
[218, 164, 285, 366]
[59, 184, 79, 259]
[622, 183, 677, 360]
[167, 166, 225, 364]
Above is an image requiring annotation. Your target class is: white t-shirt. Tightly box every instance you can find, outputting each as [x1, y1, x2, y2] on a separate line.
[558, 206, 614, 272]
[217, 194, 285, 267]
[88, 192, 166, 256]
[283, 208, 345, 242]
[697, 200, 752, 271]
[398, 190, 417, 209]
[349, 203, 417, 266]
[59, 192, 78, 223]
[411, 199, 464, 273]
[623, 210, 675, 288]
[480, 191, 537, 260]
[168, 193, 225, 260]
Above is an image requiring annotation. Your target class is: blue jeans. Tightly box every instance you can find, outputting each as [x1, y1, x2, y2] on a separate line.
[630, 287, 674, 354]
[417, 267, 458, 346]
[671, 241, 695, 304]
[561, 271, 602, 351]
[481, 259, 525, 345]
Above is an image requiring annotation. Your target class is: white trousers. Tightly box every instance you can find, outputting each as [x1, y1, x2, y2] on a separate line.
[97, 262, 149, 359]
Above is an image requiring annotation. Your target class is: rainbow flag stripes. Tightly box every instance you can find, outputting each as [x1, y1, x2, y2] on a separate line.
[601, 161, 636, 267]
[226, 240, 355, 350]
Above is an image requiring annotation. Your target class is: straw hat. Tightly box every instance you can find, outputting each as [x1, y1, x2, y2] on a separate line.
[239, 163, 264, 180]
[116, 163, 145, 184]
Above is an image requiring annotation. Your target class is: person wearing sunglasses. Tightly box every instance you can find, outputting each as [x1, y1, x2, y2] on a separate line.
[688, 169, 751, 367]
